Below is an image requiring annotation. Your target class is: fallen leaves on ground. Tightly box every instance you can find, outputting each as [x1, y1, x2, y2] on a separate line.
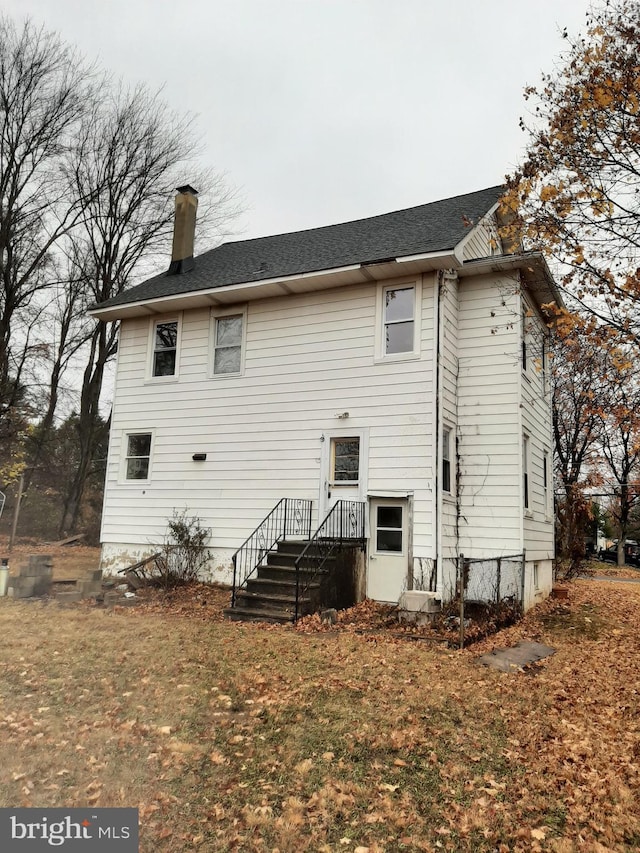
[0, 578, 638, 852]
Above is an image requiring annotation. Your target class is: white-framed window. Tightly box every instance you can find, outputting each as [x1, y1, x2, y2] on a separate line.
[521, 308, 528, 372]
[442, 426, 452, 494]
[151, 318, 180, 377]
[330, 437, 360, 485]
[523, 434, 530, 510]
[533, 561, 540, 590]
[124, 432, 152, 481]
[543, 449, 550, 516]
[211, 307, 246, 376]
[541, 335, 549, 395]
[375, 279, 421, 360]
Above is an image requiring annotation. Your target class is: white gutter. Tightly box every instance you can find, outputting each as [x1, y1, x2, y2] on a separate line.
[89, 249, 462, 322]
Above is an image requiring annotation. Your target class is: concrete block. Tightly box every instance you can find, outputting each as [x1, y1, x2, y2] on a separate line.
[77, 579, 102, 599]
[22, 555, 54, 578]
[32, 577, 52, 596]
[8, 577, 36, 598]
[55, 590, 83, 605]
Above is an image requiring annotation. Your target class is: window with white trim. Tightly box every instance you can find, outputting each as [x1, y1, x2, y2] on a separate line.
[442, 427, 452, 493]
[213, 314, 243, 375]
[125, 433, 152, 480]
[523, 434, 530, 510]
[152, 320, 178, 377]
[543, 449, 550, 516]
[383, 285, 415, 354]
[533, 561, 540, 590]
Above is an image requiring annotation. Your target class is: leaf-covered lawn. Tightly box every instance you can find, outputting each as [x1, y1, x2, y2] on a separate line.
[0, 579, 638, 852]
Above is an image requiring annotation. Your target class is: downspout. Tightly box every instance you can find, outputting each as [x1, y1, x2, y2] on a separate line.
[433, 271, 444, 589]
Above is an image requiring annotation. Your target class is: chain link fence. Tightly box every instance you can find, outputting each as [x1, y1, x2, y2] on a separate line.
[456, 552, 525, 647]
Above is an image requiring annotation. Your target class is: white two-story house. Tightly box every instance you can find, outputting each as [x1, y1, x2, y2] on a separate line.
[90, 185, 557, 618]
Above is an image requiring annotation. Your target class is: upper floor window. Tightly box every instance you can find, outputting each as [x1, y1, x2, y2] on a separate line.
[521, 309, 528, 372]
[152, 320, 178, 377]
[213, 313, 244, 375]
[384, 286, 415, 354]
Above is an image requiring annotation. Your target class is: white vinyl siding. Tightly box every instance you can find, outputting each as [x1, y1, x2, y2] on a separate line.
[461, 213, 502, 261]
[457, 273, 522, 555]
[100, 276, 437, 572]
[520, 296, 555, 561]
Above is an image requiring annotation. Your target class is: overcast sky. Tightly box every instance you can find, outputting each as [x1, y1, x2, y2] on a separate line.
[4, 0, 591, 245]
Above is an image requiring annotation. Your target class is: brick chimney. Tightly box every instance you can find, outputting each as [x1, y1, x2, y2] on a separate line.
[168, 185, 198, 275]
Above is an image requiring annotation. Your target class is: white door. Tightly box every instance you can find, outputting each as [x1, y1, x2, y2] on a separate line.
[367, 498, 409, 602]
[320, 434, 364, 519]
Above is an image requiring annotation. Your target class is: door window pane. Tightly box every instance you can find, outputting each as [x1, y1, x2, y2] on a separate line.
[376, 529, 403, 552]
[332, 438, 360, 482]
[377, 506, 402, 528]
[375, 505, 403, 553]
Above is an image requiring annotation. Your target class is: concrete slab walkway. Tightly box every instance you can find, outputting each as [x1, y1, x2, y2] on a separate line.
[476, 641, 555, 673]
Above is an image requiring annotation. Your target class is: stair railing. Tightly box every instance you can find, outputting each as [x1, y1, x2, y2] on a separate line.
[231, 498, 312, 606]
[294, 499, 366, 620]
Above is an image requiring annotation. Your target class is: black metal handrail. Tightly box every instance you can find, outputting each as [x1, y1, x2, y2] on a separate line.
[231, 498, 313, 606]
[294, 499, 366, 620]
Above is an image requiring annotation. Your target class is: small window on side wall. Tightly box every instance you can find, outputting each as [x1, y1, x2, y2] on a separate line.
[125, 433, 152, 480]
[153, 320, 178, 377]
[214, 314, 243, 375]
[442, 427, 452, 493]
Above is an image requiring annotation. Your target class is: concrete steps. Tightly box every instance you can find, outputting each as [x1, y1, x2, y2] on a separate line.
[225, 539, 327, 623]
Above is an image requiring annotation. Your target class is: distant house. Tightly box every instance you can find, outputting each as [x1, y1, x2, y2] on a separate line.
[90, 185, 557, 618]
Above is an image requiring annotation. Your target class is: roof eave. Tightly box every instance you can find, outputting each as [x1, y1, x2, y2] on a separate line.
[459, 252, 564, 309]
[89, 248, 462, 321]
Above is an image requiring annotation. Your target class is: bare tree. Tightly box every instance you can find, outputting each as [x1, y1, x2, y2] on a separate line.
[0, 16, 91, 439]
[0, 15, 239, 535]
[551, 314, 606, 566]
[57, 84, 238, 533]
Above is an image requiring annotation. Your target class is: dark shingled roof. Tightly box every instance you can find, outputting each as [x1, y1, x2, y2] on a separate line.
[97, 185, 504, 309]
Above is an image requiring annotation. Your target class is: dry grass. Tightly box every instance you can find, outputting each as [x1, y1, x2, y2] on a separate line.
[0, 577, 639, 852]
[0, 537, 101, 581]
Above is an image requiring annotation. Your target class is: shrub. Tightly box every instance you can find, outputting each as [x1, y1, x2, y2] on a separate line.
[156, 509, 211, 588]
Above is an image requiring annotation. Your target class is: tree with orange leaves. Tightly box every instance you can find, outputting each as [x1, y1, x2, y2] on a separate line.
[503, 1, 640, 342]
